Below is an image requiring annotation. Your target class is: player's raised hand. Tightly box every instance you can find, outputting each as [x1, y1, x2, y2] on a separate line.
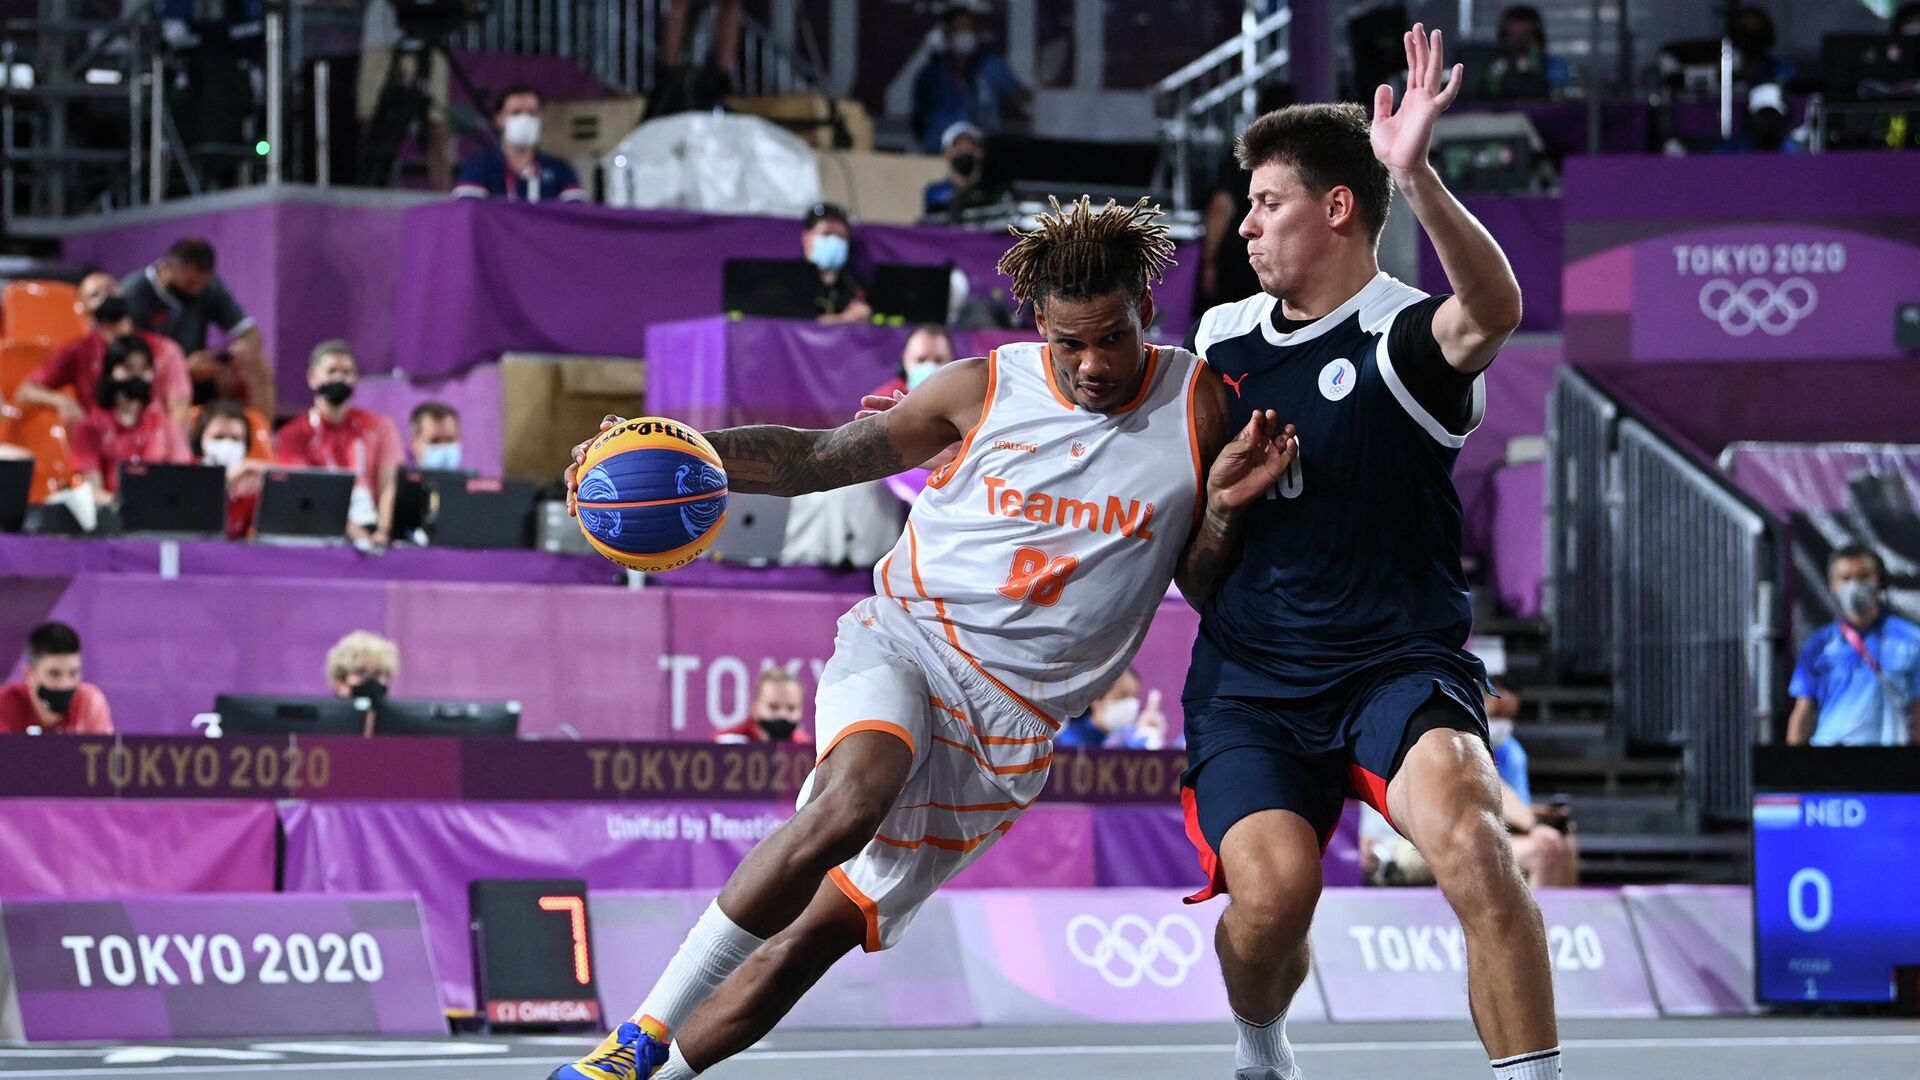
[1207, 410, 1297, 513]
[564, 414, 625, 518]
[1371, 23, 1462, 174]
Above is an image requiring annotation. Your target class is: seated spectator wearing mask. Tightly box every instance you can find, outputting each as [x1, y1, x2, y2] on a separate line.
[122, 237, 272, 419]
[15, 272, 192, 433]
[922, 122, 1000, 223]
[194, 400, 266, 539]
[1485, 680, 1578, 888]
[1063, 667, 1171, 750]
[452, 86, 586, 204]
[0, 621, 113, 735]
[71, 335, 192, 500]
[910, 2, 1029, 153]
[274, 340, 405, 547]
[1788, 545, 1920, 746]
[409, 401, 463, 470]
[327, 630, 399, 705]
[1717, 83, 1800, 154]
[713, 669, 813, 744]
[1494, 5, 1571, 95]
[801, 202, 873, 325]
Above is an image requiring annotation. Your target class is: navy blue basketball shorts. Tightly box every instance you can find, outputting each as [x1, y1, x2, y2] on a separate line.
[1178, 662, 1488, 902]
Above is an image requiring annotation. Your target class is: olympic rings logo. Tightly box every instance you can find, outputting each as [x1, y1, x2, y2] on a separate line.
[1697, 276, 1817, 337]
[1064, 913, 1205, 988]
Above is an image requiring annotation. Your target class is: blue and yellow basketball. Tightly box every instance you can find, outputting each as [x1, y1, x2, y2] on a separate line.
[575, 417, 729, 572]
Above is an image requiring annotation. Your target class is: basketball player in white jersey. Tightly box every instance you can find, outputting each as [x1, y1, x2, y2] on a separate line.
[546, 197, 1297, 1080]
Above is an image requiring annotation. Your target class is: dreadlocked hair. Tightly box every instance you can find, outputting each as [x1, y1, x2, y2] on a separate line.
[996, 195, 1177, 309]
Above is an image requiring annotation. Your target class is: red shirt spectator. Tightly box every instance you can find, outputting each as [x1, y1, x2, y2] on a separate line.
[31, 330, 192, 415]
[273, 341, 403, 544]
[69, 337, 191, 495]
[0, 683, 113, 735]
[712, 670, 813, 744]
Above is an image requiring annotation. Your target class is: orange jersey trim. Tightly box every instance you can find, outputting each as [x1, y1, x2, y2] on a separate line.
[877, 552, 911, 613]
[874, 819, 1016, 853]
[926, 696, 1052, 745]
[932, 733, 1053, 775]
[898, 794, 1037, 813]
[926, 350, 998, 491]
[928, 597, 1059, 729]
[1184, 357, 1207, 524]
[905, 521, 930, 598]
[575, 488, 729, 511]
[819, 719, 917, 762]
[826, 867, 884, 953]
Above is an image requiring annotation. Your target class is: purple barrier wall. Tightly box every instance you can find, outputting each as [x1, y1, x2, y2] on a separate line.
[1419, 196, 1562, 333]
[589, 892, 979, 1030]
[278, 799, 1153, 1015]
[1308, 888, 1659, 1021]
[0, 799, 276, 897]
[1621, 885, 1760, 1017]
[0, 535, 616, 588]
[0, 893, 444, 1040]
[396, 201, 1203, 377]
[62, 195, 413, 409]
[1581, 359, 1920, 459]
[1563, 154, 1920, 365]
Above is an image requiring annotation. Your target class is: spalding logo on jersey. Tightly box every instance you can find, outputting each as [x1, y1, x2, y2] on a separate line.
[1318, 358, 1357, 402]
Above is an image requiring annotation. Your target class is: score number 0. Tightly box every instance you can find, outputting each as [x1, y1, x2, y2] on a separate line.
[1788, 867, 1832, 933]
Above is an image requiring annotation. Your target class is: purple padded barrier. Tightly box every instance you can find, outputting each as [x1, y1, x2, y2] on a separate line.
[0, 799, 276, 898]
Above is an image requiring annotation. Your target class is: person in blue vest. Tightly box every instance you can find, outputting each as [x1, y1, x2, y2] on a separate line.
[909, 2, 1028, 154]
[452, 86, 586, 204]
[1788, 545, 1920, 746]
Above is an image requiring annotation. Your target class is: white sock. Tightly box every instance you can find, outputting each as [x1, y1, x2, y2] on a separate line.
[653, 1044, 698, 1080]
[631, 900, 765, 1038]
[1492, 1047, 1563, 1080]
[1234, 1009, 1298, 1078]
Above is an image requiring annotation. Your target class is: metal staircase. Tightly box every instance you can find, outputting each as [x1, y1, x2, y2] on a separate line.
[1150, 1, 1291, 211]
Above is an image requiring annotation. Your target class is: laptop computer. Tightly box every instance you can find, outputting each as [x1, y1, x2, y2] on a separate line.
[117, 462, 226, 537]
[215, 694, 370, 736]
[722, 259, 827, 320]
[429, 473, 537, 549]
[0, 458, 29, 532]
[255, 469, 355, 544]
[869, 264, 952, 325]
[707, 492, 790, 566]
[375, 698, 522, 738]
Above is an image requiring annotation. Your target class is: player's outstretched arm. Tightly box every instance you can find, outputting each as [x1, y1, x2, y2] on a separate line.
[1175, 375, 1296, 606]
[1373, 24, 1523, 375]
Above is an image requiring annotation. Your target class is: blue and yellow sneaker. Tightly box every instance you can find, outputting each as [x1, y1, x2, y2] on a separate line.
[547, 1018, 670, 1080]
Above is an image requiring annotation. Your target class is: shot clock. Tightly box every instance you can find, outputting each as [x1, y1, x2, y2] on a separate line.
[469, 878, 603, 1028]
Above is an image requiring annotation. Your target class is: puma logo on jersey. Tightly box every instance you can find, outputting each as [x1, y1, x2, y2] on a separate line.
[982, 475, 1156, 540]
[992, 439, 1040, 454]
[1221, 371, 1250, 398]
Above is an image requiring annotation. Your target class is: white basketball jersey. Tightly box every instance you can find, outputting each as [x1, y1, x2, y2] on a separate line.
[874, 341, 1205, 727]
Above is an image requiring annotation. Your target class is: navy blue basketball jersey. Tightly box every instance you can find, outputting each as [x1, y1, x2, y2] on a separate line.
[1186, 273, 1487, 700]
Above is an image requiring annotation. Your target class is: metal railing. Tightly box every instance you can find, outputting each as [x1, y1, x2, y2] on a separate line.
[1547, 367, 1785, 822]
[1545, 366, 1617, 679]
[1150, 1, 1290, 211]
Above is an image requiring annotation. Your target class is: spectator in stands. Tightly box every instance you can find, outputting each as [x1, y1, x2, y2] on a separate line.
[71, 335, 191, 499]
[922, 122, 999, 223]
[1493, 5, 1572, 95]
[870, 325, 957, 401]
[1191, 82, 1296, 325]
[15, 272, 192, 433]
[802, 203, 873, 325]
[0, 621, 112, 735]
[1729, 5, 1796, 89]
[1717, 83, 1801, 154]
[358, 0, 451, 190]
[326, 630, 400, 705]
[274, 340, 404, 547]
[910, 1, 1029, 153]
[409, 401, 463, 470]
[1096, 669, 1173, 750]
[453, 86, 586, 204]
[1788, 546, 1920, 746]
[1485, 680, 1579, 888]
[194, 400, 264, 539]
[713, 669, 812, 744]
[123, 237, 273, 419]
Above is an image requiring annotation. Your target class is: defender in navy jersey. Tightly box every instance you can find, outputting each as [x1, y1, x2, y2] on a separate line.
[1173, 26, 1565, 1080]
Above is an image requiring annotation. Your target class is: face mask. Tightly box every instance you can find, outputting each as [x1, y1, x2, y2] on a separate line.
[808, 233, 850, 272]
[202, 437, 247, 467]
[1837, 579, 1879, 618]
[948, 29, 977, 56]
[317, 380, 355, 407]
[349, 678, 389, 707]
[1100, 696, 1140, 732]
[1488, 718, 1514, 749]
[420, 443, 463, 471]
[757, 718, 798, 741]
[36, 685, 77, 715]
[503, 114, 542, 148]
[905, 361, 942, 390]
[951, 153, 978, 178]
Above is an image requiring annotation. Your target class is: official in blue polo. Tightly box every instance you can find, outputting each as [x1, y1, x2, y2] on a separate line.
[1788, 545, 1920, 746]
[452, 85, 586, 204]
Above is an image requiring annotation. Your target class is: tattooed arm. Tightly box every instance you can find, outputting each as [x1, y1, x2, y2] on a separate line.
[1175, 373, 1296, 606]
[565, 359, 988, 509]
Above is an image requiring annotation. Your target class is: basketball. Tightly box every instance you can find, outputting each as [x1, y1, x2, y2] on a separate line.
[575, 417, 729, 573]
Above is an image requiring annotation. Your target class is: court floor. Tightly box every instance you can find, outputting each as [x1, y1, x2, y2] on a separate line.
[3, 1017, 1918, 1079]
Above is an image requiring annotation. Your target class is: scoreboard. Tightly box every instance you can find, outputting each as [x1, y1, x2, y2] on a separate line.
[1752, 748, 1920, 1005]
